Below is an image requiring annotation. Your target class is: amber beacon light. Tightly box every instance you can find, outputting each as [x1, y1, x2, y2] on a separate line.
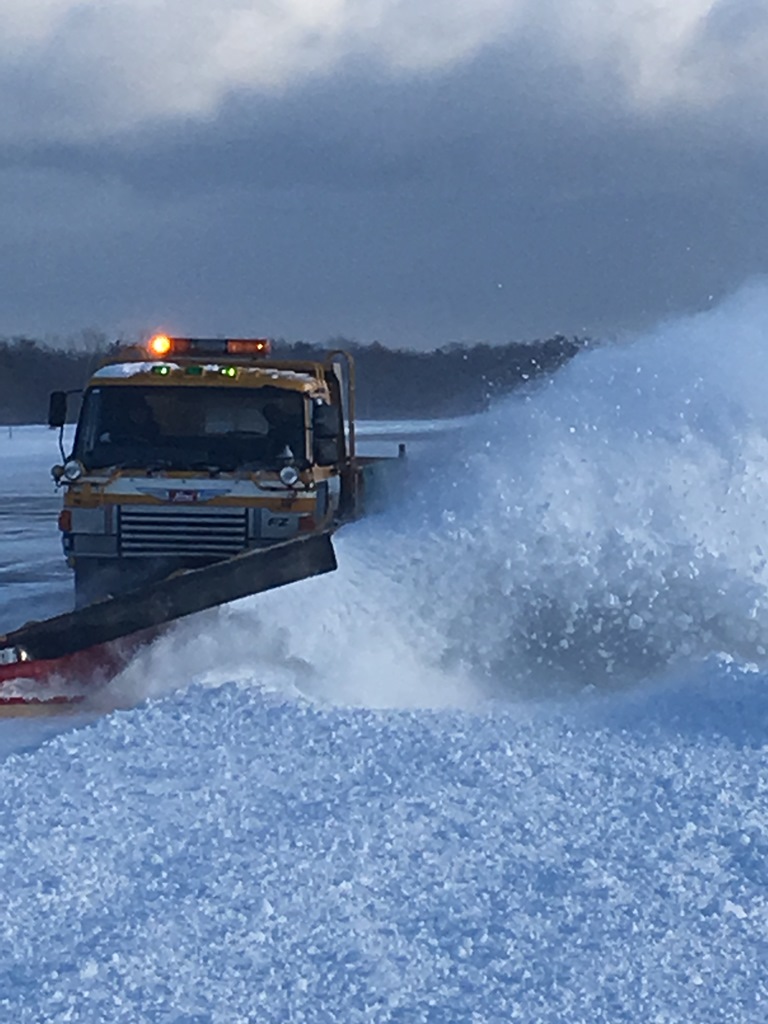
[148, 334, 172, 356]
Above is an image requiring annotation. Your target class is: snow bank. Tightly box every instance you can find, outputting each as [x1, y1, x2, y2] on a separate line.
[1, 669, 767, 1022]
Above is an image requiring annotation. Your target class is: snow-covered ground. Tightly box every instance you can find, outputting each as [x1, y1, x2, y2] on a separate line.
[2, 286, 768, 1021]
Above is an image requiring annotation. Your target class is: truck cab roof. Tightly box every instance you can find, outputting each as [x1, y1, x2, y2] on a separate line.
[90, 360, 329, 399]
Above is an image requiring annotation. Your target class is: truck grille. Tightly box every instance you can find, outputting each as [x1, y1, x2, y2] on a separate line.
[118, 505, 248, 558]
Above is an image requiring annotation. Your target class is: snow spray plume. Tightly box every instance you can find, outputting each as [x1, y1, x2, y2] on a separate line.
[119, 282, 768, 706]
[377, 280, 768, 696]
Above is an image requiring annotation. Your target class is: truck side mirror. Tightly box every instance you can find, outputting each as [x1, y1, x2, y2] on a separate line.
[312, 403, 340, 439]
[312, 403, 341, 466]
[313, 437, 339, 466]
[48, 391, 67, 429]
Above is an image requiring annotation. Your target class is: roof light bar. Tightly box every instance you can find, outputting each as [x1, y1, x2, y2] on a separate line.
[146, 335, 271, 358]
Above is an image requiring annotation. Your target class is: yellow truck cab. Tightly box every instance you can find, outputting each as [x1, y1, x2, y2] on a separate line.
[49, 336, 383, 606]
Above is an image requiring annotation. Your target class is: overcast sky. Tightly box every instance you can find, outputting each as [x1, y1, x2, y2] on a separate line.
[2, 0, 768, 349]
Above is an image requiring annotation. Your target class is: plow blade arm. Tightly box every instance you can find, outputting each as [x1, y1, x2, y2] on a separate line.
[1, 532, 336, 663]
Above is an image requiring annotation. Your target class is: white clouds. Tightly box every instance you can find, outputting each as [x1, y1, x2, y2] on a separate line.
[0, 0, 74, 48]
[0, 0, 766, 142]
[541, 0, 765, 109]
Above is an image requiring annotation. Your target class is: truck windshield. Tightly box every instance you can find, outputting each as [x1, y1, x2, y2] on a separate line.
[73, 385, 307, 471]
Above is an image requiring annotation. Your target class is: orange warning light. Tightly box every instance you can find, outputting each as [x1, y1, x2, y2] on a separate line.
[226, 339, 271, 355]
[148, 334, 172, 356]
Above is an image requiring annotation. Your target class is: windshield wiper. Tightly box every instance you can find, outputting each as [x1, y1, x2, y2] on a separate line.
[189, 461, 223, 477]
[146, 459, 176, 475]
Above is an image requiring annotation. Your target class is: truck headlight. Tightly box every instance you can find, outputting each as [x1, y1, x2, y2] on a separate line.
[279, 466, 300, 487]
[62, 459, 84, 482]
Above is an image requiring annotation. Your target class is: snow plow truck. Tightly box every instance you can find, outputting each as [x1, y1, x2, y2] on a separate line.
[0, 335, 403, 708]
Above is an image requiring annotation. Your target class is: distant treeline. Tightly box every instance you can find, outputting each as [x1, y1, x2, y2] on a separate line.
[0, 333, 586, 424]
[0, 339, 106, 426]
[275, 336, 585, 418]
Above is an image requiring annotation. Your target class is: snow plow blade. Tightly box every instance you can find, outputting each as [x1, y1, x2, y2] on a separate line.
[1, 532, 337, 665]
